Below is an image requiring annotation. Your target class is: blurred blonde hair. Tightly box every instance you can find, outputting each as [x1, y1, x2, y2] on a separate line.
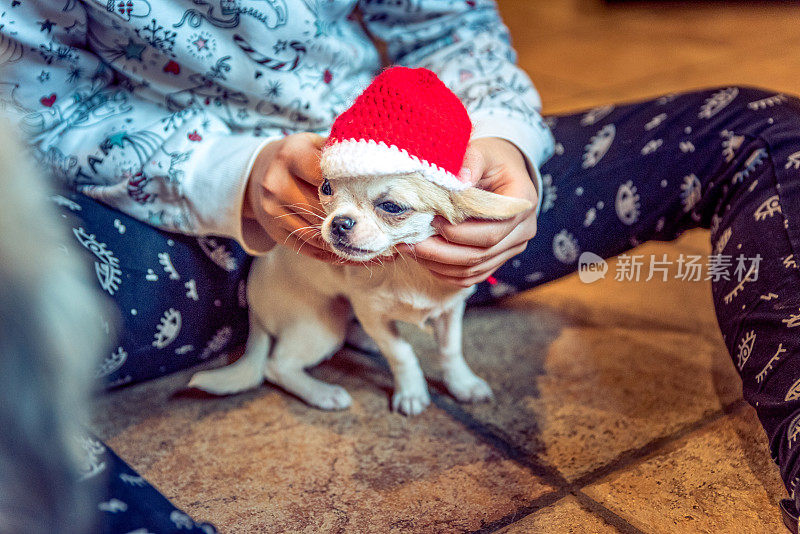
[0, 116, 111, 533]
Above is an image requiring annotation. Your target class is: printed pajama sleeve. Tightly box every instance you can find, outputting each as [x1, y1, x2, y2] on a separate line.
[0, 1, 277, 254]
[358, 0, 555, 211]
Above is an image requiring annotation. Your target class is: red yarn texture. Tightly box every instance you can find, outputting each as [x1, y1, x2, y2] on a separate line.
[326, 67, 472, 176]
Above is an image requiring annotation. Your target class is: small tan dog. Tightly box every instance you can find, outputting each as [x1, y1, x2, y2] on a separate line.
[189, 173, 529, 415]
[189, 67, 531, 415]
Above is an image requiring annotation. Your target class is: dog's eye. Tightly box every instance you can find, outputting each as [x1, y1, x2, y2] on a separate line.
[320, 179, 332, 196]
[377, 201, 406, 214]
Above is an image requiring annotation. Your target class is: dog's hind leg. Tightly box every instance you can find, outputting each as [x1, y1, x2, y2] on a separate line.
[263, 316, 351, 411]
[188, 314, 272, 395]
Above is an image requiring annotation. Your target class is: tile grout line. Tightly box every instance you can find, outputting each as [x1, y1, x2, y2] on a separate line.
[571, 398, 748, 488]
[438, 389, 748, 533]
[430, 393, 571, 488]
[466, 488, 569, 534]
[347, 344, 746, 533]
[467, 488, 646, 534]
[349, 344, 644, 532]
[346, 344, 571, 485]
[571, 490, 648, 534]
[432, 392, 646, 534]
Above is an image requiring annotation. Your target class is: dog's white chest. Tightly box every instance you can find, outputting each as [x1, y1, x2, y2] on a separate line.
[390, 291, 443, 328]
[348, 265, 472, 329]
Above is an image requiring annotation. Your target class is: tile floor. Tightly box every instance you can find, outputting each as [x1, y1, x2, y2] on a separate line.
[93, 1, 800, 532]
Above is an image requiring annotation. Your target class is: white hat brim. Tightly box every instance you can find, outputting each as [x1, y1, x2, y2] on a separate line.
[320, 139, 468, 191]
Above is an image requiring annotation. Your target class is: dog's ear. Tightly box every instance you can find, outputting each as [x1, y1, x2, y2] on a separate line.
[400, 173, 533, 223]
[448, 188, 533, 222]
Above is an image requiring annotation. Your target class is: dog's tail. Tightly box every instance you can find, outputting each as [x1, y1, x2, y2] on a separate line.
[188, 322, 272, 395]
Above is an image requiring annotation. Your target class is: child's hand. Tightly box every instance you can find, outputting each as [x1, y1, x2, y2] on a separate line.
[244, 133, 342, 262]
[398, 137, 539, 287]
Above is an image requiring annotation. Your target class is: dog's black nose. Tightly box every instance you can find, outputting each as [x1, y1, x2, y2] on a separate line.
[331, 215, 356, 236]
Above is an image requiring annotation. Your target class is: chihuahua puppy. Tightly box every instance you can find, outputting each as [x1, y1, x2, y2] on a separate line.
[189, 172, 530, 415]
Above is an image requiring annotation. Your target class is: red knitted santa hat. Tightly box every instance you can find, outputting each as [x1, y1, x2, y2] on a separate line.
[321, 67, 472, 190]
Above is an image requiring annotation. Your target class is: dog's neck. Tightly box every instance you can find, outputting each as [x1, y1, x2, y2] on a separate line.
[340, 251, 474, 318]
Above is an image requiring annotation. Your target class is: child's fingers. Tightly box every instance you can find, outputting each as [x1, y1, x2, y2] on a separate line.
[457, 145, 486, 186]
[435, 217, 520, 249]
[410, 241, 526, 280]
[285, 133, 326, 185]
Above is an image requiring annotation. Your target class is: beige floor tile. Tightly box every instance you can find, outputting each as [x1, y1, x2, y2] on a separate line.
[583, 406, 786, 533]
[93, 350, 552, 533]
[496, 495, 618, 533]
[404, 233, 744, 480]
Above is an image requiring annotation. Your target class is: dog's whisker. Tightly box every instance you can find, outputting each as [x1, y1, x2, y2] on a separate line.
[293, 235, 310, 256]
[294, 207, 326, 220]
[292, 233, 322, 256]
[286, 225, 320, 242]
[396, 244, 418, 264]
[275, 210, 325, 225]
[284, 229, 318, 251]
[296, 228, 327, 256]
[276, 212, 323, 221]
[276, 204, 325, 218]
[283, 211, 325, 223]
[278, 203, 326, 220]
[292, 202, 327, 216]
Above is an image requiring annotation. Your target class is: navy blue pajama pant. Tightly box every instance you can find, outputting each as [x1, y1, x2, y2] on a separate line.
[64, 87, 800, 531]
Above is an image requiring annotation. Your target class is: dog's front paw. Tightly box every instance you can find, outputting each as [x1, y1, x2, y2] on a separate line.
[446, 374, 494, 403]
[392, 387, 431, 416]
[304, 383, 353, 411]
